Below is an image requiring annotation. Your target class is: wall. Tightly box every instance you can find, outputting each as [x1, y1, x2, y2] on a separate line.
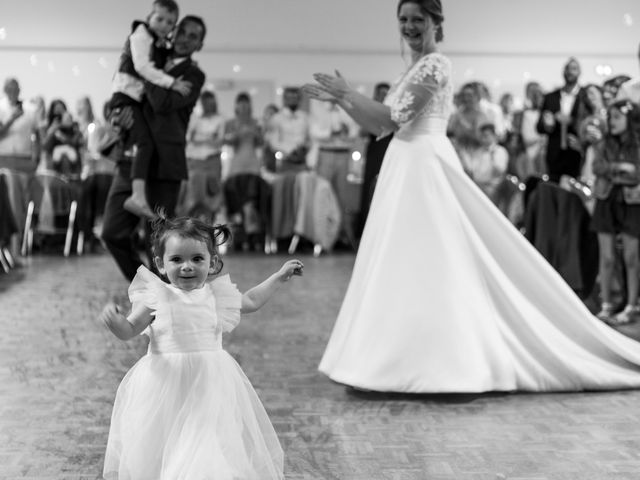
[1, 0, 639, 117]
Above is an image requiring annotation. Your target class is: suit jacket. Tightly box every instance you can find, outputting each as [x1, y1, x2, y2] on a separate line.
[143, 57, 205, 181]
[536, 87, 587, 164]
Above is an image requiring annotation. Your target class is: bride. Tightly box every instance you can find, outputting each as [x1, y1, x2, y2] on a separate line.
[304, 0, 640, 393]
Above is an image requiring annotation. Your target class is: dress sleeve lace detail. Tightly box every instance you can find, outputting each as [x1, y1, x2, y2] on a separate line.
[209, 274, 242, 333]
[386, 53, 452, 126]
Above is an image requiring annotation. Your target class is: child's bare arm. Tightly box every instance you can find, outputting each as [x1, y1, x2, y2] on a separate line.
[241, 260, 303, 313]
[99, 301, 154, 341]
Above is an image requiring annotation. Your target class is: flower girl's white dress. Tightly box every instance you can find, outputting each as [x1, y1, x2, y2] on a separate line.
[319, 53, 640, 393]
[103, 266, 283, 480]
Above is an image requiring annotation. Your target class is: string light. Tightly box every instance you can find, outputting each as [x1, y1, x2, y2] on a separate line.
[0, 28, 6, 41]
[623, 13, 633, 27]
[595, 64, 613, 76]
[47, 61, 55, 73]
[98, 57, 109, 69]
[72, 65, 80, 77]
[30, 55, 38, 67]
[232, 64, 241, 73]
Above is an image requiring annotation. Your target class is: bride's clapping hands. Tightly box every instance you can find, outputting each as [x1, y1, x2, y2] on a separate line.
[301, 83, 335, 102]
[312, 70, 351, 100]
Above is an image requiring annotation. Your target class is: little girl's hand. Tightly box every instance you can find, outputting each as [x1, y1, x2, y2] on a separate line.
[99, 302, 125, 329]
[279, 259, 304, 281]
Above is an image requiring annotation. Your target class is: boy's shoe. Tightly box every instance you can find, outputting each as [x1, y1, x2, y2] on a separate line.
[609, 304, 640, 326]
[123, 196, 157, 219]
[596, 303, 615, 323]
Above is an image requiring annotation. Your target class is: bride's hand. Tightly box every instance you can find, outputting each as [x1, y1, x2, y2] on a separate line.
[302, 83, 336, 102]
[312, 70, 350, 100]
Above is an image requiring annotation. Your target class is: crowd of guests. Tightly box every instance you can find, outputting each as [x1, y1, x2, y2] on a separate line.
[447, 47, 640, 326]
[2, 41, 640, 326]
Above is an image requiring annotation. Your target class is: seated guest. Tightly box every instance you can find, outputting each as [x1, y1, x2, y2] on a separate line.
[462, 123, 509, 204]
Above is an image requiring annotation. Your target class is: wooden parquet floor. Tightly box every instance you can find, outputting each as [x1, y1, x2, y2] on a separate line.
[2, 252, 640, 480]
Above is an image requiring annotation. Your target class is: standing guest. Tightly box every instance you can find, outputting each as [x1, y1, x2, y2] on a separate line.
[312, 98, 360, 246]
[101, 15, 206, 281]
[181, 90, 225, 221]
[578, 84, 608, 184]
[100, 214, 302, 479]
[0, 78, 40, 173]
[498, 92, 515, 140]
[305, 0, 640, 393]
[537, 57, 587, 182]
[270, 87, 311, 172]
[30, 95, 48, 155]
[0, 77, 40, 259]
[617, 42, 640, 105]
[462, 122, 509, 204]
[508, 81, 547, 179]
[109, 0, 192, 219]
[77, 100, 116, 253]
[222, 92, 268, 250]
[476, 82, 507, 142]
[603, 75, 631, 108]
[358, 82, 393, 238]
[261, 103, 280, 172]
[591, 100, 640, 325]
[222, 92, 263, 178]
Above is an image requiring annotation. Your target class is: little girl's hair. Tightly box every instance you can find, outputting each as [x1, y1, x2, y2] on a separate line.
[150, 210, 231, 275]
[605, 100, 640, 159]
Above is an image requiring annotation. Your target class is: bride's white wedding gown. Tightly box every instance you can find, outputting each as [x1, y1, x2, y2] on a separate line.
[318, 52, 640, 393]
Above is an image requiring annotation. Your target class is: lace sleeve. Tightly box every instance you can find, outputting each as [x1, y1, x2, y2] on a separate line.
[389, 53, 450, 126]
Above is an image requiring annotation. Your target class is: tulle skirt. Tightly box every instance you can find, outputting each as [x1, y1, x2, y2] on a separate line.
[103, 350, 284, 480]
[319, 131, 640, 393]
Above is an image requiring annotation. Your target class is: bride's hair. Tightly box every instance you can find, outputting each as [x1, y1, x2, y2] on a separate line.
[397, 0, 445, 43]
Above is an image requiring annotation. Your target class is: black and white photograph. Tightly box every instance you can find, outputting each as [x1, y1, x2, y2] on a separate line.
[2, 1, 640, 478]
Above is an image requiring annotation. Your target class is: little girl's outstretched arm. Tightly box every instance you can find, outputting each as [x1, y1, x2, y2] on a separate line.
[99, 302, 154, 341]
[241, 259, 304, 314]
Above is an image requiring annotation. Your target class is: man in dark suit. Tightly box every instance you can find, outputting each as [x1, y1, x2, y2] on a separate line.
[536, 57, 587, 182]
[101, 15, 206, 281]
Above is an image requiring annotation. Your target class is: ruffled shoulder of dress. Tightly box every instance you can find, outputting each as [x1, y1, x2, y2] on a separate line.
[209, 274, 242, 332]
[128, 265, 166, 310]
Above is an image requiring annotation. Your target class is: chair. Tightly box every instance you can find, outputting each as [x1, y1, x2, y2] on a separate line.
[21, 171, 79, 257]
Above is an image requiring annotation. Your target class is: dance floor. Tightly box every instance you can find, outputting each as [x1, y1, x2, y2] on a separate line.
[2, 252, 640, 480]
